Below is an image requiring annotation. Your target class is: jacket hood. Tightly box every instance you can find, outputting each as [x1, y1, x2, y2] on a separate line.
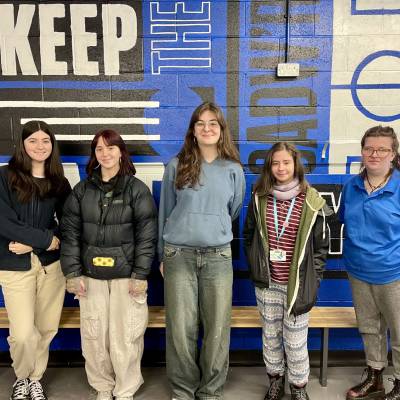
[305, 186, 326, 212]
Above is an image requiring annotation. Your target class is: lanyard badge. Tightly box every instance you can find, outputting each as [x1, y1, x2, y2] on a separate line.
[269, 197, 296, 262]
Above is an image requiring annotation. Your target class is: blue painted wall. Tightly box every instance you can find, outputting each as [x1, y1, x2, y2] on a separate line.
[1, 0, 399, 353]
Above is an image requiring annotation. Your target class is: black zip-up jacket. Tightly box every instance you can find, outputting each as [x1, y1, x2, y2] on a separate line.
[60, 171, 158, 280]
[0, 166, 71, 271]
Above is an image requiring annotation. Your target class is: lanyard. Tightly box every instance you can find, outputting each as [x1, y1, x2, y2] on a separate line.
[273, 196, 296, 242]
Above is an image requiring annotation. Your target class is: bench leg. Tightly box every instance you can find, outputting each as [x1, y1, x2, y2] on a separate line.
[319, 327, 329, 387]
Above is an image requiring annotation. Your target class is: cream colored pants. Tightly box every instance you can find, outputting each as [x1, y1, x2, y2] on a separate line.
[0, 254, 66, 380]
[79, 277, 148, 398]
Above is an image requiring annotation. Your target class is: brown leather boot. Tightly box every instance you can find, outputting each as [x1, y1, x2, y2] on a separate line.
[346, 366, 385, 400]
[264, 374, 285, 400]
[384, 378, 400, 400]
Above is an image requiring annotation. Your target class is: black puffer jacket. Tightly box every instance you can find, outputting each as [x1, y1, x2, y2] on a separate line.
[60, 172, 157, 280]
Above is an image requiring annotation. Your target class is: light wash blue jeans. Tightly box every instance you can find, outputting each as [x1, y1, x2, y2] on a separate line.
[164, 244, 233, 400]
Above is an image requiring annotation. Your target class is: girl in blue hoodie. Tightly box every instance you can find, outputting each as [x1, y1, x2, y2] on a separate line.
[158, 102, 245, 400]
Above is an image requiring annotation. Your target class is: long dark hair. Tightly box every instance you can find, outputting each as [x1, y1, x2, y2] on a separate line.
[8, 120, 66, 202]
[175, 102, 241, 189]
[86, 129, 136, 177]
[360, 125, 400, 177]
[253, 142, 308, 197]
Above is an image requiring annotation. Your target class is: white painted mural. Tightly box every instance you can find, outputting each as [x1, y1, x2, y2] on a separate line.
[329, 0, 400, 174]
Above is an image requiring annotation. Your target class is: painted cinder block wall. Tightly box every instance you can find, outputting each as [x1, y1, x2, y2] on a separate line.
[0, 0, 399, 352]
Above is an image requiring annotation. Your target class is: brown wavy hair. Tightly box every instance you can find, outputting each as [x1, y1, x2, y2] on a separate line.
[86, 129, 136, 177]
[253, 142, 308, 197]
[175, 102, 241, 189]
[8, 120, 67, 202]
[360, 125, 400, 177]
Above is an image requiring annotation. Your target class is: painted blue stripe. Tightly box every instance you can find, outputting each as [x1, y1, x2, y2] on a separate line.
[0, 81, 155, 90]
[352, 9, 400, 15]
[0, 81, 42, 89]
[332, 84, 400, 90]
[351, 1, 400, 15]
[6, 81, 398, 91]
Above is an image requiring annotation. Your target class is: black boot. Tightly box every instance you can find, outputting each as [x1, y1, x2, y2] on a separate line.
[346, 366, 385, 400]
[290, 383, 310, 400]
[264, 374, 285, 400]
[384, 378, 400, 400]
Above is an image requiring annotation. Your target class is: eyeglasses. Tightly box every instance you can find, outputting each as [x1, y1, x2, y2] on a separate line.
[361, 147, 393, 157]
[194, 120, 220, 130]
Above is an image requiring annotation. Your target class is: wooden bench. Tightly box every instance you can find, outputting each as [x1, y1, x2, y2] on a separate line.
[0, 305, 357, 387]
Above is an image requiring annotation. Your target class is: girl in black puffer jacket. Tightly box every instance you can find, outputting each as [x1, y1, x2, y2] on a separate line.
[60, 129, 157, 400]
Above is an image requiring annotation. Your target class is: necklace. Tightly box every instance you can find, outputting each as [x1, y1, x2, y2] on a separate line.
[365, 171, 391, 192]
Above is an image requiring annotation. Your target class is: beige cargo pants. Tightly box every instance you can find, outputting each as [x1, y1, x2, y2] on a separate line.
[0, 253, 66, 380]
[79, 277, 148, 398]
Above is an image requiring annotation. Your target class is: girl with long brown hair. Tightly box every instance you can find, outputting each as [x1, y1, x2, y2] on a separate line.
[0, 120, 71, 400]
[158, 102, 245, 399]
[243, 142, 330, 400]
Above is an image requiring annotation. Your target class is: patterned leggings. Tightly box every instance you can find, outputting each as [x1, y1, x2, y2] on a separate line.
[255, 282, 310, 386]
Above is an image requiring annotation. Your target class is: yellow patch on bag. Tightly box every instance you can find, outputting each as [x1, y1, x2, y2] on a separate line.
[92, 257, 115, 267]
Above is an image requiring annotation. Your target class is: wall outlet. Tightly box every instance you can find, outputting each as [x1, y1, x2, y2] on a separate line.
[277, 63, 300, 77]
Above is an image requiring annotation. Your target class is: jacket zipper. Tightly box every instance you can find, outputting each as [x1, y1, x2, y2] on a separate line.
[97, 191, 114, 246]
[254, 194, 271, 287]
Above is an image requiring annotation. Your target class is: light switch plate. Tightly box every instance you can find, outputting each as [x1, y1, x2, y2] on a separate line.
[277, 63, 300, 77]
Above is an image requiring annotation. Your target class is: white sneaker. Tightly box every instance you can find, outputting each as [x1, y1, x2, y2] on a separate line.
[96, 391, 113, 400]
[10, 379, 29, 400]
[28, 381, 47, 400]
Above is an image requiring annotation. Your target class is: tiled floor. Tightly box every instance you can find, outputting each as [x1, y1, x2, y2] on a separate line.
[0, 365, 395, 400]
